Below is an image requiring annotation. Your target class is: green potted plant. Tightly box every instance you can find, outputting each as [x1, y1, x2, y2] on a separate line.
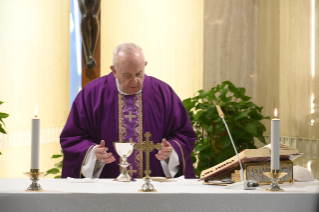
[0, 101, 9, 155]
[183, 81, 269, 177]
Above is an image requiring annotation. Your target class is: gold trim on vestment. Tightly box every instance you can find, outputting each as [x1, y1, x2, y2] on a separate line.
[118, 93, 122, 142]
[79, 145, 95, 178]
[119, 94, 128, 141]
[118, 92, 143, 178]
[171, 140, 185, 175]
[138, 93, 143, 178]
[118, 93, 125, 174]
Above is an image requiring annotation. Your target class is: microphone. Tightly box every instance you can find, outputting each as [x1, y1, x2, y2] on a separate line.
[216, 105, 258, 190]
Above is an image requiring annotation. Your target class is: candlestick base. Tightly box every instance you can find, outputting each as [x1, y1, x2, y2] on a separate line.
[263, 169, 287, 192]
[23, 169, 45, 192]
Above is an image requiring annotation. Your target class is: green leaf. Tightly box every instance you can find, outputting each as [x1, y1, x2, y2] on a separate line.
[194, 141, 210, 152]
[191, 153, 197, 164]
[203, 124, 213, 132]
[219, 136, 231, 149]
[0, 123, 6, 134]
[241, 95, 251, 101]
[198, 147, 215, 160]
[51, 154, 63, 158]
[183, 98, 196, 112]
[257, 136, 266, 144]
[243, 123, 258, 135]
[0, 152, 2, 155]
[219, 90, 228, 103]
[194, 110, 204, 121]
[0, 118, 5, 126]
[226, 81, 238, 95]
[196, 103, 209, 110]
[204, 107, 219, 120]
[0, 101, 3, 105]
[0, 113, 9, 119]
[245, 102, 255, 108]
[207, 89, 217, 100]
[229, 102, 241, 109]
[54, 175, 61, 179]
[234, 110, 250, 121]
[54, 161, 63, 169]
[215, 123, 225, 134]
[237, 88, 246, 97]
[231, 131, 245, 141]
[248, 111, 264, 120]
[197, 90, 206, 98]
[46, 168, 60, 175]
[255, 105, 263, 113]
[254, 121, 266, 132]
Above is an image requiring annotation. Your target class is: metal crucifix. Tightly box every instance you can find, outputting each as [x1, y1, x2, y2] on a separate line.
[134, 132, 161, 177]
[134, 132, 162, 192]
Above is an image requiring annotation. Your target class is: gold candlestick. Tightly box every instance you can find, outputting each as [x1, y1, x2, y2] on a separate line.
[134, 132, 162, 192]
[23, 169, 45, 192]
[263, 169, 287, 192]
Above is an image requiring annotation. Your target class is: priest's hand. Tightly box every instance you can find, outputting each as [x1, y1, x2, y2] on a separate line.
[155, 139, 173, 161]
[94, 140, 116, 164]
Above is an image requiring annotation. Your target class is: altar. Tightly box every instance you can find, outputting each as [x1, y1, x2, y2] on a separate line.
[0, 178, 318, 212]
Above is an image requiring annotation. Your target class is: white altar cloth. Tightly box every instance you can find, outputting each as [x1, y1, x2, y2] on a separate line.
[0, 178, 318, 212]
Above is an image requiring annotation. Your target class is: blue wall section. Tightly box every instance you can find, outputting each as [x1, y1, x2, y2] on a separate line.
[70, 0, 82, 107]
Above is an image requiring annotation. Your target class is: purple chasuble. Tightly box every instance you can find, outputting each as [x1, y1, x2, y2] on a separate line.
[60, 73, 196, 179]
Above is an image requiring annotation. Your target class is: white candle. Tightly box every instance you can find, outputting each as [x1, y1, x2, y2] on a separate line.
[271, 108, 280, 170]
[31, 105, 40, 169]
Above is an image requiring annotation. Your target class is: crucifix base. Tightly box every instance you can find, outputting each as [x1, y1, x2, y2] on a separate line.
[138, 177, 157, 192]
[114, 163, 136, 182]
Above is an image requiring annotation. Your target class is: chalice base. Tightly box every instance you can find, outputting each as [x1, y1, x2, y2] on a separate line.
[114, 173, 135, 182]
[114, 162, 135, 182]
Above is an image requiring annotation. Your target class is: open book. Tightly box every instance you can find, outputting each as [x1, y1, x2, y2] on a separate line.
[200, 142, 302, 181]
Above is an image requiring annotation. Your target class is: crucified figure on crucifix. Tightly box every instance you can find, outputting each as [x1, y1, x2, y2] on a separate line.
[78, 0, 101, 69]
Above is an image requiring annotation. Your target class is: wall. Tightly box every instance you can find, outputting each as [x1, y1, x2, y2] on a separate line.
[100, 0, 204, 101]
[257, 0, 319, 179]
[256, 0, 280, 130]
[278, 0, 319, 179]
[0, 0, 70, 178]
[204, 0, 259, 102]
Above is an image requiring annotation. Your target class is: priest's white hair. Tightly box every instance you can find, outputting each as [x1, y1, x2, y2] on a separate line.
[113, 43, 145, 70]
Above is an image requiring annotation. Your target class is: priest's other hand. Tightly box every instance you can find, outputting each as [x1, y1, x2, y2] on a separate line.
[155, 139, 173, 161]
[94, 140, 116, 164]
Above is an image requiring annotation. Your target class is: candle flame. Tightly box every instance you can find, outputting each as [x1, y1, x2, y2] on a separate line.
[274, 108, 277, 118]
[35, 105, 38, 118]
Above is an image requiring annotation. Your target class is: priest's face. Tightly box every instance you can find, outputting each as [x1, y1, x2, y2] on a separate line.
[111, 50, 147, 95]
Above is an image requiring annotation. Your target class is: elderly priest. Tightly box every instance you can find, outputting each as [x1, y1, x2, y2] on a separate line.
[60, 43, 196, 179]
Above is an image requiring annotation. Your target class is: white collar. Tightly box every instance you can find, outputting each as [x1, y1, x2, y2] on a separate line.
[116, 78, 142, 95]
